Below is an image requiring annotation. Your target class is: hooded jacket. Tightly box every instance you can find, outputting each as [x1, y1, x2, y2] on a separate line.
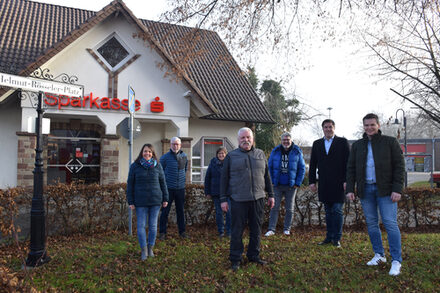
[268, 144, 306, 187]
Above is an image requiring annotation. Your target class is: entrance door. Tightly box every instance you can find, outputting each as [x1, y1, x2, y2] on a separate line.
[47, 137, 100, 184]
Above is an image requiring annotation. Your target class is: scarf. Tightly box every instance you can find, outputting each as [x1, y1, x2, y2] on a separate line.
[140, 157, 157, 169]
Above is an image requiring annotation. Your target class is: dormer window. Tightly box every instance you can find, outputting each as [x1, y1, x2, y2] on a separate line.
[94, 33, 134, 71]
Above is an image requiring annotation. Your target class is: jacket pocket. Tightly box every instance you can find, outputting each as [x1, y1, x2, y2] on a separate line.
[177, 156, 187, 170]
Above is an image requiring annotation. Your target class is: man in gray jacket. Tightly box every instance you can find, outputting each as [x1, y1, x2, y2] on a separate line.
[220, 127, 275, 271]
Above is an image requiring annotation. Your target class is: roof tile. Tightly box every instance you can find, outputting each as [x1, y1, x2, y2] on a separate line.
[0, 0, 273, 123]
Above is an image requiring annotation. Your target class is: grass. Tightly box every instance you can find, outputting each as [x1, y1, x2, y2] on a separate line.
[2, 226, 440, 292]
[409, 181, 433, 187]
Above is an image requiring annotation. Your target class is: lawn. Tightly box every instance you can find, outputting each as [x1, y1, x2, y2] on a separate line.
[409, 181, 433, 187]
[2, 226, 439, 292]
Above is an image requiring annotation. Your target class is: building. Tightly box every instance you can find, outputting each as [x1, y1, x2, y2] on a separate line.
[397, 138, 440, 172]
[0, 0, 274, 188]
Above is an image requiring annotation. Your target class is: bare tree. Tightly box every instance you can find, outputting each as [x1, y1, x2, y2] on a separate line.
[363, 0, 440, 126]
[160, 1, 405, 65]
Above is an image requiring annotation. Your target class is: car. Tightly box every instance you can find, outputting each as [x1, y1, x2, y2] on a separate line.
[431, 172, 440, 188]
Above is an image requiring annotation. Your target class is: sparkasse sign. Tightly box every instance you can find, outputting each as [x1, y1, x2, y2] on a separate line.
[0, 72, 83, 97]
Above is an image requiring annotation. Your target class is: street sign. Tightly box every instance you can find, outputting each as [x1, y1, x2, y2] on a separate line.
[65, 158, 84, 173]
[128, 85, 135, 114]
[119, 117, 141, 139]
[0, 72, 83, 97]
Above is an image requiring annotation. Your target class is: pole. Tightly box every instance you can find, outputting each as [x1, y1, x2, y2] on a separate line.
[25, 92, 50, 267]
[403, 115, 407, 188]
[431, 138, 435, 188]
[128, 113, 133, 236]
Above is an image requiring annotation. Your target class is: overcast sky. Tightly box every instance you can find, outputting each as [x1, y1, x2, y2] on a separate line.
[35, 0, 408, 144]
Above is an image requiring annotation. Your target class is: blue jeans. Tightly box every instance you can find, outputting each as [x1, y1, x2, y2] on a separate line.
[136, 205, 161, 248]
[324, 202, 344, 241]
[360, 183, 402, 263]
[268, 185, 297, 231]
[212, 197, 231, 235]
[159, 188, 185, 235]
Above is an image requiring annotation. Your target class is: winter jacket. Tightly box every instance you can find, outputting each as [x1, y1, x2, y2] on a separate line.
[160, 149, 188, 189]
[126, 161, 169, 207]
[346, 130, 405, 198]
[220, 147, 274, 202]
[268, 144, 306, 187]
[204, 157, 224, 197]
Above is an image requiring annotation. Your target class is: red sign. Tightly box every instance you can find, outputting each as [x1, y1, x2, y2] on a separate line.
[44, 92, 167, 113]
[150, 97, 164, 113]
[44, 92, 141, 111]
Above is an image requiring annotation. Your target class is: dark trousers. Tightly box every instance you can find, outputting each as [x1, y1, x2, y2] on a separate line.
[159, 188, 185, 235]
[324, 202, 344, 241]
[229, 198, 264, 263]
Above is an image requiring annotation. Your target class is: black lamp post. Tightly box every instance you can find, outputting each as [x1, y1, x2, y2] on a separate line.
[327, 107, 333, 118]
[25, 91, 50, 267]
[393, 108, 407, 188]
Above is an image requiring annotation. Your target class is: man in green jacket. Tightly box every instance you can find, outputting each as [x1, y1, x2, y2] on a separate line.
[346, 113, 405, 276]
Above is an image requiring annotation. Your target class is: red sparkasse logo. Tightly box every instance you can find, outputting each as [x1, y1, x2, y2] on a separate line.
[150, 97, 164, 113]
[44, 92, 141, 111]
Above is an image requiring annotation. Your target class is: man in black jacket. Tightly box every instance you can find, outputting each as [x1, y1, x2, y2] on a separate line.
[220, 127, 275, 271]
[309, 119, 350, 248]
[346, 113, 405, 276]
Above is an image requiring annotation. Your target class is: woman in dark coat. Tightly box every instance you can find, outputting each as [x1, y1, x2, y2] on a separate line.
[204, 147, 231, 237]
[127, 144, 168, 260]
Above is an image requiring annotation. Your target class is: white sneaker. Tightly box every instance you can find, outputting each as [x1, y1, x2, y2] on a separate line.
[264, 230, 275, 237]
[389, 261, 401, 276]
[367, 253, 387, 266]
[283, 230, 290, 236]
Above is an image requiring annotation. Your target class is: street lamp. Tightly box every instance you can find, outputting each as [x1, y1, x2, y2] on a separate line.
[327, 107, 333, 119]
[393, 108, 407, 187]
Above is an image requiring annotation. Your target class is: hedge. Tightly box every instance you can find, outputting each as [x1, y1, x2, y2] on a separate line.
[1, 183, 439, 240]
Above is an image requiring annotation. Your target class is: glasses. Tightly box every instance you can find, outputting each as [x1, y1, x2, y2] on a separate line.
[171, 143, 181, 146]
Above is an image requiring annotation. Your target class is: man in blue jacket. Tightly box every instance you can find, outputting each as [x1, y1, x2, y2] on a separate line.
[265, 132, 305, 237]
[159, 137, 189, 239]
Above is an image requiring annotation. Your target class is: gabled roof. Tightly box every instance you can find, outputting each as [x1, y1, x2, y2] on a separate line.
[0, 0, 274, 123]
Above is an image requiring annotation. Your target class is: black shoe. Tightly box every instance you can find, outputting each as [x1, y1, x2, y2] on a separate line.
[231, 262, 240, 271]
[179, 232, 189, 239]
[318, 239, 332, 245]
[219, 232, 225, 238]
[158, 233, 166, 241]
[249, 257, 267, 265]
[332, 240, 341, 248]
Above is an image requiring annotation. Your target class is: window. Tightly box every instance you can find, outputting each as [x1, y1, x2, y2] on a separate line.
[93, 33, 134, 71]
[191, 137, 234, 183]
[97, 37, 129, 67]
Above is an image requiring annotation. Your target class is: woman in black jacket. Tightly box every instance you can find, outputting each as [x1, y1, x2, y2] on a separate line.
[127, 144, 168, 260]
[204, 147, 231, 237]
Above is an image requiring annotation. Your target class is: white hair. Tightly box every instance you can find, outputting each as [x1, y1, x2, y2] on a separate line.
[281, 132, 291, 140]
[170, 137, 181, 144]
[237, 127, 253, 137]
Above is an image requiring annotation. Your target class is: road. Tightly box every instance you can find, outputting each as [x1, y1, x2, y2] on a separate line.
[407, 172, 431, 186]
